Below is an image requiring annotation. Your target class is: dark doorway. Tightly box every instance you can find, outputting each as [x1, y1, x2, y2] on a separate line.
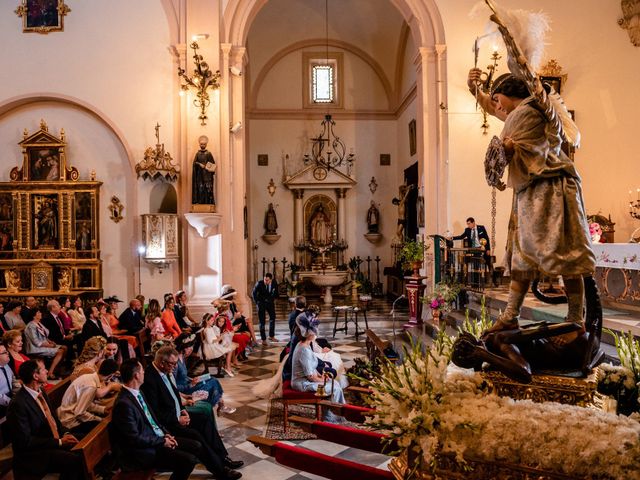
[404, 162, 419, 240]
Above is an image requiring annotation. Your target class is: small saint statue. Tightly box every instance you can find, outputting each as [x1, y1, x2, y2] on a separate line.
[367, 201, 380, 234]
[264, 203, 278, 234]
[310, 205, 332, 246]
[192, 135, 216, 205]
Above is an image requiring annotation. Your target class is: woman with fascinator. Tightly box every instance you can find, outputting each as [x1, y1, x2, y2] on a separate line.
[291, 311, 345, 423]
[173, 333, 236, 415]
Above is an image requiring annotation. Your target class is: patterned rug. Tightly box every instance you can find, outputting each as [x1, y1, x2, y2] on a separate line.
[263, 396, 318, 441]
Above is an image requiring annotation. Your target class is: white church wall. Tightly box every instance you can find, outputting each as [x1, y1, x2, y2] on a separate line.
[439, 0, 640, 263]
[0, 0, 179, 302]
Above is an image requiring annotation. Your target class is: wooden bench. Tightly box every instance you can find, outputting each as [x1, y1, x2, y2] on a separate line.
[364, 329, 391, 363]
[71, 416, 111, 480]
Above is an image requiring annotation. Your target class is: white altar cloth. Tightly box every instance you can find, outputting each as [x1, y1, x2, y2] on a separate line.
[592, 243, 640, 271]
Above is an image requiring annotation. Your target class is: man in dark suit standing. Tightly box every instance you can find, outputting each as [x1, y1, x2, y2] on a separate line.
[453, 217, 493, 282]
[110, 359, 200, 480]
[141, 346, 242, 480]
[117, 298, 144, 334]
[252, 272, 278, 345]
[7, 359, 83, 480]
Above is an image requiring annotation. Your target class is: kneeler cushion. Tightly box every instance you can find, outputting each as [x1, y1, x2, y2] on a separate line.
[311, 421, 386, 454]
[274, 442, 394, 480]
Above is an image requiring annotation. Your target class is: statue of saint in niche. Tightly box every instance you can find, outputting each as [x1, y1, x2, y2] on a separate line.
[310, 205, 332, 246]
[192, 135, 216, 205]
[367, 201, 380, 234]
[35, 197, 58, 248]
[264, 203, 278, 234]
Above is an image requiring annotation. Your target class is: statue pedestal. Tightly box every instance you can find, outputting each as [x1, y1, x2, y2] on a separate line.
[403, 275, 426, 328]
[363, 232, 382, 244]
[261, 234, 281, 245]
[184, 213, 222, 238]
[191, 204, 216, 213]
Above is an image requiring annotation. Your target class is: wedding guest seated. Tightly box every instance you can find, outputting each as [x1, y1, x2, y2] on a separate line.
[213, 301, 249, 362]
[4, 301, 26, 330]
[82, 303, 109, 340]
[106, 298, 139, 352]
[146, 298, 169, 342]
[104, 336, 125, 366]
[7, 359, 83, 480]
[291, 312, 345, 423]
[24, 307, 68, 379]
[21, 296, 40, 324]
[219, 285, 258, 346]
[58, 358, 121, 435]
[43, 300, 76, 361]
[174, 333, 235, 415]
[201, 313, 239, 377]
[110, 359, 200, 480]
[141, 346, 243, 480]
[0, 302, 8, 332]
[118, 298, 145, 334]
[0, 342, 14, 417]
[58, 296, 74, 333]
[174, 291, 196, 330]
[67, 296, 86, 333]
[161, 294, 182, 339]
[3, 329, 29, 375]
[70, 336, 106, 380]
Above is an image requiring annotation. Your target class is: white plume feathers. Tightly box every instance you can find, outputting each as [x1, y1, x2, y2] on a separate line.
[548, 91, 581, 148]
[471, 1, 550, 73]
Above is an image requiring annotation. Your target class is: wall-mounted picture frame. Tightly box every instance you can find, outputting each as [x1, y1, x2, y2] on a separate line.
[379, 154, 391, 166]
[28, 147, 61, 181]
[409, 119, 417, 156]
[257, 154, 269, 166]
[15, 0, 71, 34]
[32, 194, 59, 250]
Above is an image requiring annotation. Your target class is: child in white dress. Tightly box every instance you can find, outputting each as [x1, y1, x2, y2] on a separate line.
[202, 313, 238, 377]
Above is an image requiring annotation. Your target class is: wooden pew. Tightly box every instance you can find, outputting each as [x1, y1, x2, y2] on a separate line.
[365, 329, 390, 363]
[72, 416, 112, 480]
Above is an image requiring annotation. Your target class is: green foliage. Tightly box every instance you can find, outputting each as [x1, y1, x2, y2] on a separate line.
[459, 296, 492, 339]
[398, 239, 428, 267]
[423, 281, 462, 313]
[606, 328, 640, 382]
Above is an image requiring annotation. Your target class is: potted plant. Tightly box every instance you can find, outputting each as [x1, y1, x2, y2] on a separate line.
[398, 239, 428, 276]
[423, 281, 461, 323]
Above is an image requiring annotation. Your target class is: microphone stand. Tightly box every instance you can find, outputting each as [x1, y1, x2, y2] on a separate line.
[390, 294, 406, 340]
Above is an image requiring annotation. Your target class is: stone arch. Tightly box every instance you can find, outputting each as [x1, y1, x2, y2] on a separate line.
[0, 93, 136, 173]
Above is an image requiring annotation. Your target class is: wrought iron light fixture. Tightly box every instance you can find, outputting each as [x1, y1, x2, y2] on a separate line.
[303, 114, 355, 171]
[178, 41, 221, 126]
[303, 0, 354, 173]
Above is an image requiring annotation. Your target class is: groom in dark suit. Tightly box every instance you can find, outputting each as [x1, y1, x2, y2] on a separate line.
[110, 359, 201, 480]
[7, 359, 83, 480]
[252, 272, 278, 344]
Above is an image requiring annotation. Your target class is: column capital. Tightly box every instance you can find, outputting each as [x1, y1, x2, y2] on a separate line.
[335, 188, 347, 199]
[220, 43, 232, 56]
[293, 189, 305, 199]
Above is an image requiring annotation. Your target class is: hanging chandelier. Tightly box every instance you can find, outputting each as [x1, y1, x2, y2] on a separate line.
[303, 0, 354, 174]
[303, 114, 355, 172]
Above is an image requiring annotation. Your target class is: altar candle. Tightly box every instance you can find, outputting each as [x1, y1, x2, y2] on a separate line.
[637, 188, 640, 201]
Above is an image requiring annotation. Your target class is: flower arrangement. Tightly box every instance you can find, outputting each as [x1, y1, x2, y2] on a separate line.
[590, 222, 603, 243]
[353, 333, 640, 479]
[424, 281, 461, 314]
[597, 329, 640, 415]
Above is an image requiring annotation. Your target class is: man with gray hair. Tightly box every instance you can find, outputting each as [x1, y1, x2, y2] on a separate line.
[43, 299, 74, 350]
[141, 346, 243, 479]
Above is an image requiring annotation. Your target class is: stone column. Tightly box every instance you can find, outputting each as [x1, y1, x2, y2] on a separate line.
[336, 188, 347, 242]
[293, 189, 304, 264]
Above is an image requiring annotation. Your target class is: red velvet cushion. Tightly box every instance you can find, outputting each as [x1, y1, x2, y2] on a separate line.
[274, 442, 394, 480]
[311, 421, 387, 454]
[282, 379, 318, 400]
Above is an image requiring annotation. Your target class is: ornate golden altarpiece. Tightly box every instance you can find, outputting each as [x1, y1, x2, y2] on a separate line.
[0, 120, 102, 300]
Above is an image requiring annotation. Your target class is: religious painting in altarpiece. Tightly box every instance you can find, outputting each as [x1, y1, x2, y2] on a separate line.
[0, 119, 102, 301]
